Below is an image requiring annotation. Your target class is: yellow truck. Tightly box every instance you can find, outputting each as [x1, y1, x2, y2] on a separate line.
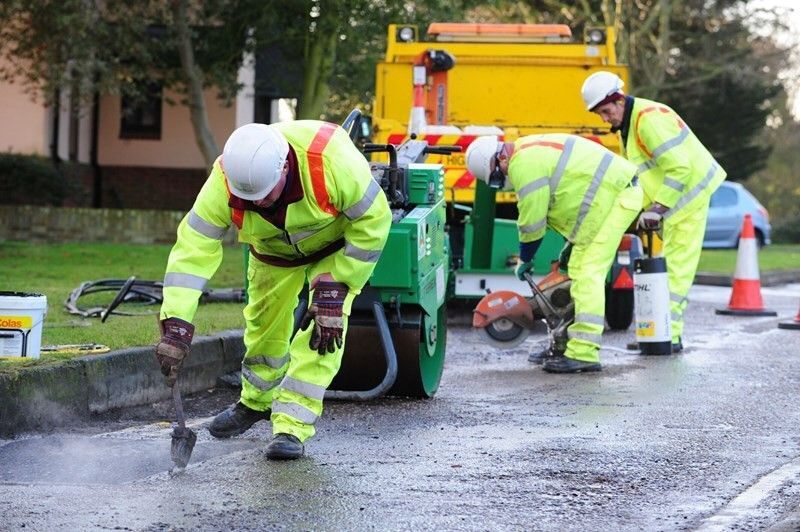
[367, 22, 638, 331]
[371, 22, 629, 206]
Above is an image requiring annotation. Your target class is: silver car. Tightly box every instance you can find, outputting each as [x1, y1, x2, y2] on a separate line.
[704, 181, 771, 248]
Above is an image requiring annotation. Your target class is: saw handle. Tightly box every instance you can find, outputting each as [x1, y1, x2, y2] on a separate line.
[639, 227, 660, 259]
[522, 272, 570, 353]
[522, 272, 561, 322]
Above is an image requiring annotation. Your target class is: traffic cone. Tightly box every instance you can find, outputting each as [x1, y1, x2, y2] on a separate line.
[716, 214, 777, 317]
[778, 301, 800, 330]
[408, 64, 428, 136]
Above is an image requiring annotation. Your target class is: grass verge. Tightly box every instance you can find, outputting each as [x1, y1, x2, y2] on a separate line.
[698, 244, 800, 275]
[0, 240, 246, 370]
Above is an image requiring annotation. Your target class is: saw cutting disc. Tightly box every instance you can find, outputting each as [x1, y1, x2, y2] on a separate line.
[478, 318, 530, 349]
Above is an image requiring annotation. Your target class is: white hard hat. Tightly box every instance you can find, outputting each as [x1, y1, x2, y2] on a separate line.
[581, 71, 625, 111]
[465, 135, 501, 183]
[222, 123, 289, 201]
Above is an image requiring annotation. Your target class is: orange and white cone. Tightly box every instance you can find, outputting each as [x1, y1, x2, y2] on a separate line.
[408, 65, 428, 136]
[716, 214, 777, 317]
[778, 301, 800, 330]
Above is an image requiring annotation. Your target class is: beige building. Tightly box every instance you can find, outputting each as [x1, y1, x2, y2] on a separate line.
[0, 54, 297, 210]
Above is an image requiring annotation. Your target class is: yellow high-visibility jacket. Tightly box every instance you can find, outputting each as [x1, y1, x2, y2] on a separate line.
[509, 134, 639, 246]
[160, 121, 391, 323]
[623, 97, 726, 212]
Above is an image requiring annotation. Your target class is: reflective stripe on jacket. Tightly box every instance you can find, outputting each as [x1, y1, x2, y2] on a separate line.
[624, 97, 726, 214]
[160, 120, 391, 323]
[508, 133, 640, 246]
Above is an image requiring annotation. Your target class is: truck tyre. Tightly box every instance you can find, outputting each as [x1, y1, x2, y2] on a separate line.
[605, 284, 634, 330]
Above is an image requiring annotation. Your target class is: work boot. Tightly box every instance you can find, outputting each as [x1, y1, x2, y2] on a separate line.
[208, 402, 270, 439]
[672, 337, 683, 353]
[527, 345, 550, 364]
[542, 354, 602, 374]
[266, 433, 304, 460]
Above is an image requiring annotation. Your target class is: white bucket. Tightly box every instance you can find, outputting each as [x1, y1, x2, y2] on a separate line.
[0, 292, 48, 358]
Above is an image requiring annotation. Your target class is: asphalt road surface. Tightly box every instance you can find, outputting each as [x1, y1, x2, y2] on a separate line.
[2, 284, 800, 531]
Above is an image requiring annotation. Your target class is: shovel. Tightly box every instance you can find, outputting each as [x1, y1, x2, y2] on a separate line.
[169, 379, 197, 476]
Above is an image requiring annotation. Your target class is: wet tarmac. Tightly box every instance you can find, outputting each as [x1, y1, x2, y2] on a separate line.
[2, 284, 800, 531]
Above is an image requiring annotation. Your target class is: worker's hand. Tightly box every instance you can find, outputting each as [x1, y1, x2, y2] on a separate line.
[637, 203, 669, 231]
[300, 281, 349, 355]
[515, 260, 534, 281]
[155, 318, 194, 386]
[558, 242, 573, 271]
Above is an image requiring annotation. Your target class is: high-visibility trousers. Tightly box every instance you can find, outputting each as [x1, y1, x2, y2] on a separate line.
[239, 252, 355, 443]
[662, 196, 711, 344]
[565, 185, 643, 363]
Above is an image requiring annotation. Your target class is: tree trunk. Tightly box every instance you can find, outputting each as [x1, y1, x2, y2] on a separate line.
[297, 17, 338, 119]
[171, 0, 219, 169]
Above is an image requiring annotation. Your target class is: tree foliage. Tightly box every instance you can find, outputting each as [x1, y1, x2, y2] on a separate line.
[464, 0, 792, 182]
[274, 0, 485, 122]
[0, 0, 269, 168]
[0, 0, 793, 184]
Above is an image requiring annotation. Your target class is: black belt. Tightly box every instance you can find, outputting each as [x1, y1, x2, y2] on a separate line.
[249, 239, 345, 267]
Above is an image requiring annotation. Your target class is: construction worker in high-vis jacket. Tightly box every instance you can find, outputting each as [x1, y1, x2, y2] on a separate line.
[465, 134, 643, 373]
[581, 72, 726, 352]
[155, 121, 391, 460]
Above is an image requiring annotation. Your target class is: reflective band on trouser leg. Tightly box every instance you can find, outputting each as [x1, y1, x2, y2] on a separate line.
[662, 200, 709, 343]
[565, 186, 642, 363]
[239, 259, 307, 412]
[565, 240, 606, 363]
[164, 272, 209, 292]
[271, 314, 350, 443]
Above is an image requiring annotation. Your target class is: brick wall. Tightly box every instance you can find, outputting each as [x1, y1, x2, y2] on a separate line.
[101, 166, 207, 210]
[0, 205, 238, 245]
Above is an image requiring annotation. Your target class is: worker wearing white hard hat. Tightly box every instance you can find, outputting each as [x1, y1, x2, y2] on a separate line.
[466, 134, 643, 374]
[581, 71, 727, 352]
[157, 121, 391, 459]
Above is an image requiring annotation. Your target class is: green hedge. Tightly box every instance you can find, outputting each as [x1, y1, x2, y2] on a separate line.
[772, 214, 800, 244]
[0, 153, 83, 206]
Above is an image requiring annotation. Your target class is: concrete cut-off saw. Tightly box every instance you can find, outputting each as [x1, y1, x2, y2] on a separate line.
[472, 264, 574, 350]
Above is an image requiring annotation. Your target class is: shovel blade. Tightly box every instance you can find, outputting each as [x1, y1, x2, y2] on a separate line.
[170, 426, 197, 470]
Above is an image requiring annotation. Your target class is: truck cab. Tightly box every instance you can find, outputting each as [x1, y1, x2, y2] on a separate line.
[371, 22, 635, 315]
[372, 22, 629, 206]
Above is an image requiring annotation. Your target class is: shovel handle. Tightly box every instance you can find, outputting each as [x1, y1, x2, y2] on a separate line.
[172, 381, 186, 431]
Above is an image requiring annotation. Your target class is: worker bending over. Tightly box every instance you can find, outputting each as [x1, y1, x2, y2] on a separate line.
[156, 121, 391, 459]
[581, 72, 726, 352]
[466, 134, 643, 373]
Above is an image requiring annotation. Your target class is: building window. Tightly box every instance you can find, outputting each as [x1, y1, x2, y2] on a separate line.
[120, 83, 162, 140]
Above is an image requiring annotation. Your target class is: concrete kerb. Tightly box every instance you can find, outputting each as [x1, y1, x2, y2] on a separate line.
[3, 270, 800, 438]
[694, 269, 800, 287]
[0, 329, 245, 438]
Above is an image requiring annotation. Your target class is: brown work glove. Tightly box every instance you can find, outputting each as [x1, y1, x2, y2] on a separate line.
[300, 281, 348, 355]
[155, 317, 194, 386]
[637, 202, 669, 231]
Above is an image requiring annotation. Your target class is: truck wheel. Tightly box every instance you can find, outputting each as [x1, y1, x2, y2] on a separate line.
[605, 285, 634, 330]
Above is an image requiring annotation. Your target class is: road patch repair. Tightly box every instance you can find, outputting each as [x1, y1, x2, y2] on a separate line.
[0, 422, 258, 485]
[0, 330, 246, 438]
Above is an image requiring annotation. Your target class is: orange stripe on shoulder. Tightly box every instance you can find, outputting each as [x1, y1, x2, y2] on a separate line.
[517, 140, 565, 151]
[307, 122, 339, 216]
[633, 106, 670, 159]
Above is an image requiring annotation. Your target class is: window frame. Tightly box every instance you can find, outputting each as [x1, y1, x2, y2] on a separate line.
[119, 83, 163, 140]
